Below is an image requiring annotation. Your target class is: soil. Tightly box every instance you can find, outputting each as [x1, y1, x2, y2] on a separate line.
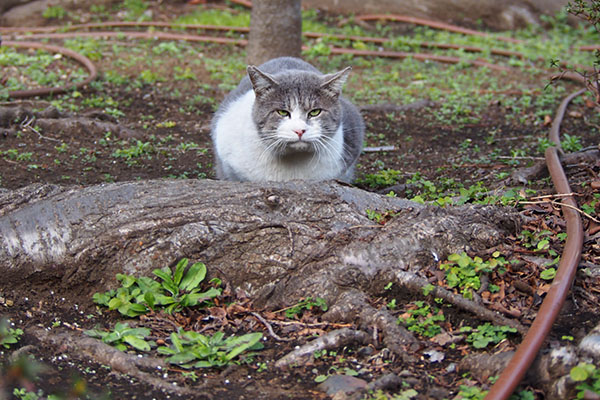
[1, 1, 600, 400]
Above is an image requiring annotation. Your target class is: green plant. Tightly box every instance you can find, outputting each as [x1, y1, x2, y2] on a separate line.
[366, 208, 397, 224]
[571, 363, 600, 398]
[540, 267, 557, 280]
[357, 168, 402, 188]
[561, 133, 583, 152]
[398, 301, 445, 338]
[112, 140, 154, 164]
[457, 385, 487, 400]
[42, 5, 66, 19]
[85, 322, 154, 352]
[460, 323, 517, 349]
[284, 297, 328, 319]
[122, 0, 150, 21]
[1, 149, 33, 162]
[439, 252, 507, 299]
[93, 258, 221, 316]
[13, 388, 41, 400]
[0, 317, 23, 348]
[157, 329, 263, 368]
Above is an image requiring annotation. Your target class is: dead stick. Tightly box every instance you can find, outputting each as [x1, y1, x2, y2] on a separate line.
[394, 270, 528, 335]
[275, 328, 370, 368]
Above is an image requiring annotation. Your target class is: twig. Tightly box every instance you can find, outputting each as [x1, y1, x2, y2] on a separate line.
[348, 224, 385, 229]
[362, 146, 397, 153]
[528, 193, 580, 200]
[552, 200, 600, 223]
[21, 116, 61, 142]
[263, 319, 352, 329]
[520, 194, 600, 223]
[250, 312, 292, 342]
[394, 270, 528, 335]
[496, 155, 546, 161]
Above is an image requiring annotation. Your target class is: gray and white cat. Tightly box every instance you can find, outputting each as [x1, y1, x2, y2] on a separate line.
[211, 57, 364, 182]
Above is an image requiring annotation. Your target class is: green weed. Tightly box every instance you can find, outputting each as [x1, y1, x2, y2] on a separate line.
[157, 329, 263, 368]
[112, 140, 154, 164]
[460, 323, 517, 349]
[570, 363, 600, 398]
[0, 317, 23, 348]
[92, 258, 221, 317]
[175, 8, 250, 27]
[85, 322, 154, 352]
[121, 0, 150, 21]
[283, 297, 328, 319]
[456, 386, 534, 400]
[397, 300, 445, 338]
[439, 252, 507, 299]
[42, 5, 66, 19]
[561, 133, 583, 152]
[357, 168, 402, 188]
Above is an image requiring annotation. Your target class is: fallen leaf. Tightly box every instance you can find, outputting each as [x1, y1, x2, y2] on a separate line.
[568, 110, 583, 118]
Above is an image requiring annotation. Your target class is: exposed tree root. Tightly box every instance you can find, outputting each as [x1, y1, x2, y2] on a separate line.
[324, 290, 418, 361]
[510, 148, 600, 185]
[0, 105, 143, 141]
[0, 179, 522, 378]
[29, 327, 198, 397]
[275, 327, 370, 368]
[459, 346, 582, 400]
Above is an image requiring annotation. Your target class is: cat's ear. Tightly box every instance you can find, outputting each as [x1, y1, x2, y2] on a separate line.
[320, 66, 352, 98]
[247, 66, 278, 97]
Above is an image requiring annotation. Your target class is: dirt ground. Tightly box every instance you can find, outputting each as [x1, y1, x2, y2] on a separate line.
[1, 1, 600, 400]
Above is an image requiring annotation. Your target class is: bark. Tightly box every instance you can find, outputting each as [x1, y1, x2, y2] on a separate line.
[246, 0, 302, 65]
[0, 179, 520, 313]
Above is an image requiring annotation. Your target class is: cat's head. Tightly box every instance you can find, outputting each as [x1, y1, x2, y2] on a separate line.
[247, 65, 351, 158]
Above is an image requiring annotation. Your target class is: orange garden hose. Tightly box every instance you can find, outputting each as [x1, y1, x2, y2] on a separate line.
[0, 14, 592, 400]
[2, 40, 98, 98]
[485, 88, 586, 399]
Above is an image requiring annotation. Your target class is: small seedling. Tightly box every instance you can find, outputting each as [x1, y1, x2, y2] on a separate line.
[0, 318, 23, 348]
[112, 140, 155, 165]
[397, 300, 445, 338]
[357, 168, 402, 188]
[459, 323, 517, 349]
[284, 297, 328, 319]
[439, 252, 507, 299]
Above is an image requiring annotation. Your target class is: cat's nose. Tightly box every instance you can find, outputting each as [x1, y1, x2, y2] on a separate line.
[294, 129, 306, 139]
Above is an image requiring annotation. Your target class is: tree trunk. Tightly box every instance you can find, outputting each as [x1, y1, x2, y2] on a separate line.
[246, 0, 302, 65]
[0, 179, 519, 310]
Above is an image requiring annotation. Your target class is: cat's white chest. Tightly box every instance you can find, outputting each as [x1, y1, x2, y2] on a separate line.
[213, 90, 345, 182]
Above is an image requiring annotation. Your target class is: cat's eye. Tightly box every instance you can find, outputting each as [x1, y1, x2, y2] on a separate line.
[276, 110, 290, 117]
[308, 109, 322, 118]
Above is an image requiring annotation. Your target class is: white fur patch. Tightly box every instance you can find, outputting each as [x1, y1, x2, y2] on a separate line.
[214, 91, 345, 181]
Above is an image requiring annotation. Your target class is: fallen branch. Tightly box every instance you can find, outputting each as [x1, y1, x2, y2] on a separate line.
[250, 312, 292, 342]
[394, 270, 528, 335]
[275, 327, 370, 368]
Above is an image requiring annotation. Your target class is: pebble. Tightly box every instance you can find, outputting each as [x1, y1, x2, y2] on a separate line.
[316, 374, 367, 396]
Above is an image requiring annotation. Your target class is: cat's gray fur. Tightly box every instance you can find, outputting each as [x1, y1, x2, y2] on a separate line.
[211, 57, 364, 182]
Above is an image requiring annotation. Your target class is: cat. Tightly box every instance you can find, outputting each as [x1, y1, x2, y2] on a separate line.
[211, 57, 364, 182]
